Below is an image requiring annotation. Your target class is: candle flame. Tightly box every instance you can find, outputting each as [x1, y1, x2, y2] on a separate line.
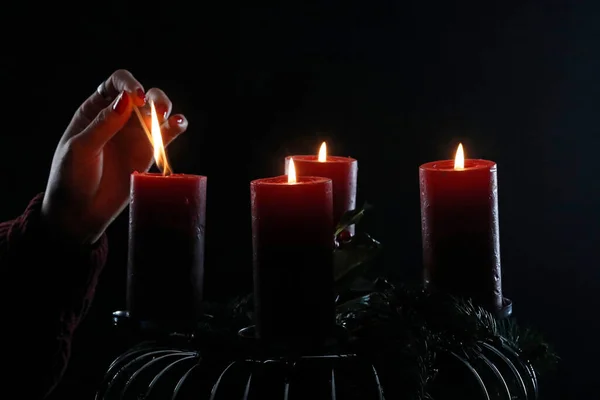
[150, 101, 172, 176]
[288, 159, 297, 183]
[318, 141, 327, 162]
[454, 143, 465, 170]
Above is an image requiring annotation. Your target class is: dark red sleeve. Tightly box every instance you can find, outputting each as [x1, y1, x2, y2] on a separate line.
[0, 193, 108, 399]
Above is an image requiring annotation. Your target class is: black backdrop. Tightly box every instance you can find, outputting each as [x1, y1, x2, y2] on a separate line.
[1, 1, 596, 398]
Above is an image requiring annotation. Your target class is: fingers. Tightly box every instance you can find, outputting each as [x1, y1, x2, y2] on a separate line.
[74, 90, 134, 150]
[76, 69, 146, 125]
[145, 87, 172, 120]
[101, 69, 146, 107]
[142, 88, 187, 144]
[162, 114, 188, 145]
[135, 87, 175, 134]
[69, 77, 187, 151]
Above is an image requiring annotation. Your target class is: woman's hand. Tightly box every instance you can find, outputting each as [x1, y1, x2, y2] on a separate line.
[41, 69, 189, 245]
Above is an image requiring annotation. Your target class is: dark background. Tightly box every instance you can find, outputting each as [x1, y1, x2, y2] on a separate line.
[0, 1, 595, 398]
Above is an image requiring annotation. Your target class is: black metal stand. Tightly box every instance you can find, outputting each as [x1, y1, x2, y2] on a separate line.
[97, 294, 537, 400]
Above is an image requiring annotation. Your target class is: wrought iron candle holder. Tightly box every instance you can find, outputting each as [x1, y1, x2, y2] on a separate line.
[96, 321, 538, 400]
[98, 207, 553, 400]
[98, 287, 545, 400]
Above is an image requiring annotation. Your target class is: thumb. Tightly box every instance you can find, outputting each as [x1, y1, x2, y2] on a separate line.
[77, 90, 132, 150]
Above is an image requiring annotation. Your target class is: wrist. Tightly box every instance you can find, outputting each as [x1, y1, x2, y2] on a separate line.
[40, 196, 102, 247]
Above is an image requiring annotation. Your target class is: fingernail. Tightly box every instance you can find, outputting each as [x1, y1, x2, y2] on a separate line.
[113, 91, 130, 115]
[136, 88, 146, 103]
[157, 104, 169, 117]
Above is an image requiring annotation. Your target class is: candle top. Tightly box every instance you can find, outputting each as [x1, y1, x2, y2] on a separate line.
[420, 159, 497, 171]
[251, 175, 332, 186]
[132, 171, 205, 179]
[286, 155, 357, 163]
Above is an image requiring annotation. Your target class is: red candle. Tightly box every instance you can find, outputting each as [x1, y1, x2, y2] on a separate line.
[251, 160, 335, 344]
[419, 144, 502, 311]
[127, 102, 207, 326]
[285, 142, 357, 235]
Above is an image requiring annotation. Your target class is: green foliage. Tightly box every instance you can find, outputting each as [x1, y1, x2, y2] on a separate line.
[333, 204, 381, 294]
[334, 202, 372, 237]
[194, 203, 557, 399]
[335, 279, 558, 399]
[200, 280, 556, 400]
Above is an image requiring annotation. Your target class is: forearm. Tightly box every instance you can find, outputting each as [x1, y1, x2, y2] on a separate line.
[0, 193, 108, 398]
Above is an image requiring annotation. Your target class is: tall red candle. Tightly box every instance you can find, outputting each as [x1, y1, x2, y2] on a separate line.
[127, 101, 208, 326]
[285, 142, 357, 235]
[251, 160, 334, 344]
[419, 144, 502, 311]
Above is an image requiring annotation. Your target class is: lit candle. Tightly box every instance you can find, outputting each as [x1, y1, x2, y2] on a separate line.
[285, 142, 357, 235]
[419, 144, 502, 312]
[250, 160, 335, 344]
[127, 101, 208, 326]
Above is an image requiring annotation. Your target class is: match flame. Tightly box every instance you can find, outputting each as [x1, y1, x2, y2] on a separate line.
[150, 101, 172, 176]
[454, 143, 464, 170]
[318, 141, 327, 162]
[288, 159, 297, 183]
